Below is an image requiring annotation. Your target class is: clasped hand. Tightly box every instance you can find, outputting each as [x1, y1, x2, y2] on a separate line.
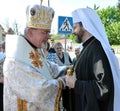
[65, 75, 76, 88]
[59, 74, 76, 89]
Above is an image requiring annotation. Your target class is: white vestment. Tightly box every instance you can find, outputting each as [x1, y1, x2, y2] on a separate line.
[3, 35, 66, 111]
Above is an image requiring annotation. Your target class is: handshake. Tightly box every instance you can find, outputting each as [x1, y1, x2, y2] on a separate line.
[59, 65, 76, 89]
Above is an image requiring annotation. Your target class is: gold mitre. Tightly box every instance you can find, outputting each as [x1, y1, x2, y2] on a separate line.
[26, 4, 55, 29]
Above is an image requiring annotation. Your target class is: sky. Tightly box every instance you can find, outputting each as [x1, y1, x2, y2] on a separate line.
[0, 0, 118, 34]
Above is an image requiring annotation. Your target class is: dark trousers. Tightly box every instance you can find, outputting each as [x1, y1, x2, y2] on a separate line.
[62, 87, 75, 111]
[0, 83, 3, 111]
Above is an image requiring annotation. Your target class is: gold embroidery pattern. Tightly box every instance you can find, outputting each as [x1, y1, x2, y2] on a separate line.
[26, 5, 54, 29]
[54, 79, 63, 111]
[17, 98, 27, 111]
[29, 49, 43, 68]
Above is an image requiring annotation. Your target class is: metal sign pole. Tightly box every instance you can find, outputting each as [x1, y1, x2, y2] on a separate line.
[48, 0, 50, 6]
[64, 35, 66, 52]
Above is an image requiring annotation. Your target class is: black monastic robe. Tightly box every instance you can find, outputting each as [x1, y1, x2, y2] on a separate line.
[71, 37, 114, 111]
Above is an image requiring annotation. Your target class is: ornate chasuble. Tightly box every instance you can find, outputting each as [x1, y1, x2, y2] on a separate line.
[4, 35, 64, 111]
[6, 35, 53, 79]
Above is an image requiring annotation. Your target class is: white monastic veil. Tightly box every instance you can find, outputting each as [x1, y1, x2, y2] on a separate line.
[72, 8, 120, 111]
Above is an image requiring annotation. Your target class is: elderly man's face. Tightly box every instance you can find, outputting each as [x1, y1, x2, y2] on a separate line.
[73, 23, 84, 43]
[27, 28, 51, 48]
[55, 45, 63, 55]
[74, 48, 80, 57]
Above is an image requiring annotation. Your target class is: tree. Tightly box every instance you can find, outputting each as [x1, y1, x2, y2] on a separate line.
[2, 18, 10, 31]
[12, 20, 20, 35]
[106, 22, 120, 45]
[117, 2, 120, 10]
[1, 18, 20, 35]
[69, 34, 76, 43]
[97, 6, 120, 45]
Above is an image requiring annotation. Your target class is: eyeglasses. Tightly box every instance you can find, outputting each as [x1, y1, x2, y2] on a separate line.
[41, 31, 51, 36]
[32, 28, 51, 36]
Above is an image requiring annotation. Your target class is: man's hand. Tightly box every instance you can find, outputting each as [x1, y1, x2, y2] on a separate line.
[65, 75, 76, 88]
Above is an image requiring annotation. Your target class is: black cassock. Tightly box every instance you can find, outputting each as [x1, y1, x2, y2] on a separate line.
[69, 37, 114, 111]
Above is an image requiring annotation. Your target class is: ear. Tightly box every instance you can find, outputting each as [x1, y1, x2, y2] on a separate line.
[27, 28, 33, 36]
[26, 28, 34, 40]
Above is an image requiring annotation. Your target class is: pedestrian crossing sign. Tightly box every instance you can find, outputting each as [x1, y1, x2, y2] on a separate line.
[58, 16, 73, 34]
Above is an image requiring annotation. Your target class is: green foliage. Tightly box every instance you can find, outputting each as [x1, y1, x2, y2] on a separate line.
[117, 3, 120, 10]
[52, 5, 120, 45]
[106, 22, 120, 44]
[97, 6, 120, 45]
[69, 34, 76, 43]
[51, 34, 76, 43]
[51, 34, 60, 40]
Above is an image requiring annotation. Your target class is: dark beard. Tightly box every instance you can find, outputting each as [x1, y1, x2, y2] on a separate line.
[76, 34, 82, 43]
[76, 29, 84, 43]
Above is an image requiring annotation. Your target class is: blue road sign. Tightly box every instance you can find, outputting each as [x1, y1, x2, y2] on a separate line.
[58, 16, 73, 34]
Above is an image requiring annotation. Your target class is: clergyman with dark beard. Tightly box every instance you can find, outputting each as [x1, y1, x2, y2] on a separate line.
[65, 8, 120, 111]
